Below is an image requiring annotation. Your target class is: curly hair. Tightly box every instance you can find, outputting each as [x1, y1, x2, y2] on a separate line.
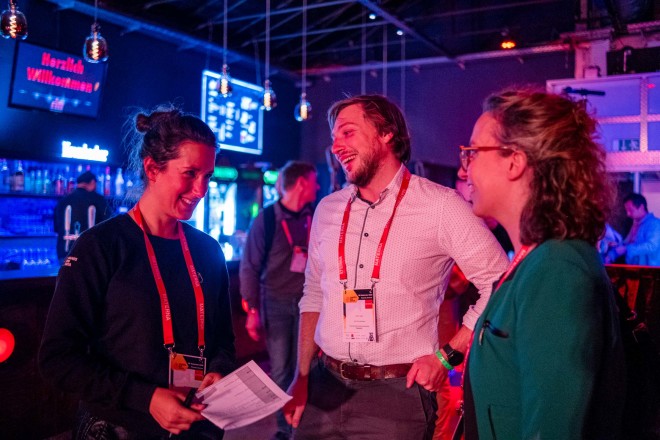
[327, 94, 411, 163]
[483, 87, 614, 246]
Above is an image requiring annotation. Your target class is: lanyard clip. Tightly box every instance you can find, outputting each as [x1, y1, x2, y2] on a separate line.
[198, 345, 205, 357]
[165, 343, 175, 357]
[370, 278, 379, 290]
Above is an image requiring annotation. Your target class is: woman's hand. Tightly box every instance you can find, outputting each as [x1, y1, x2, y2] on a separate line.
[149, 387, 205, 435]
[198, 372, 222, 391]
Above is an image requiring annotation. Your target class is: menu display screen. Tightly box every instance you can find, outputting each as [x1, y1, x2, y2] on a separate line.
[9, 41, 107, 119]
[201, 70, 264, 155]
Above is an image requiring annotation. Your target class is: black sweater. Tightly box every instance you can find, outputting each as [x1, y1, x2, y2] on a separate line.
[39, 214, 235, 436]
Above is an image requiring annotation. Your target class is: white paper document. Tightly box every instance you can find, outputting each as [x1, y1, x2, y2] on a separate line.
[197, 360, 293, 430]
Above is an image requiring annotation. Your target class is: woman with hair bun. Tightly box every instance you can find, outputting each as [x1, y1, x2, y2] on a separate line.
[457, 88, 625, 439]
[40, 107, 235, 439]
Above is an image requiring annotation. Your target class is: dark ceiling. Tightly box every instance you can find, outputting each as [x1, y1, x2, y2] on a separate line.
[50, 0, 659, 75]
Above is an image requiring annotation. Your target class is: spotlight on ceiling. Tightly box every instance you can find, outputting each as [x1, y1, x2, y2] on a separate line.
[368, 13, 377, 20]
[500, 29, 516, 50]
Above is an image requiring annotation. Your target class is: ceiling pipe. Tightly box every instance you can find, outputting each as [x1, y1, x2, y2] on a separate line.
[356, 0, 453, 58]
[43, 0, 297, 79]
[304, 43, 569, 76]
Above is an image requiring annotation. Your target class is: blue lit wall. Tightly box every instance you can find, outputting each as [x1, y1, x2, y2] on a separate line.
[0, 0, 300, 168]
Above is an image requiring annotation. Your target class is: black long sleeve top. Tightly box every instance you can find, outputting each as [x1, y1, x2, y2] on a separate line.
[39, 214, 236, 436]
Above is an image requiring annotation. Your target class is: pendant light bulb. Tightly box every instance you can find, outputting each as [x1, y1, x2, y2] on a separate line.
[261, 80, 277, 111]
[294, 94, 312, 122]
[84, 23, 109, 63]
[1, 1, 28, 40]
[218, 64, 233, 98]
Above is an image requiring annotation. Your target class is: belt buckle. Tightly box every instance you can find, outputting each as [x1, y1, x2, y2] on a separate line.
[339, 361, 371, 380]
[339, 361, 351, 380]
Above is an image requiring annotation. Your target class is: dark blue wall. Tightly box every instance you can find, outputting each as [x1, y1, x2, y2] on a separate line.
[0, 0, 301, 168]
[300, 52, 575, 170]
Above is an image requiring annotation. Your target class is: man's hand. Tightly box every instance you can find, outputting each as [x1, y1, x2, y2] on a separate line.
[283, 375, 309, 428]
[245, 308, 263, 342]
[149, 387, 205, 435]
[406, 354, 447, 392]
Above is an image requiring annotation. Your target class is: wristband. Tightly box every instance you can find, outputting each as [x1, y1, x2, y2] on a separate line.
[435, 350, 454, 370]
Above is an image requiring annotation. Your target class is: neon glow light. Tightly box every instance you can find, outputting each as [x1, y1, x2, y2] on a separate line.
[61, 141, 108, 162]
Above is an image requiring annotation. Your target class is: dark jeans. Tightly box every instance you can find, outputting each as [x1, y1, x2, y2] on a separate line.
[73, 406, 223, 440]
[294, 359, 438, 440]
[262, 296, 300, 436]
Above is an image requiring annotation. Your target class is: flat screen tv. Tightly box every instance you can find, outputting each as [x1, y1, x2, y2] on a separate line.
[9, 41, 107, 119]
[201, 69, 264, 155]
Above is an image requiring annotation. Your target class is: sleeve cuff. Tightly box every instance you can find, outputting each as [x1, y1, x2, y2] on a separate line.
[121, 378, 158, 413]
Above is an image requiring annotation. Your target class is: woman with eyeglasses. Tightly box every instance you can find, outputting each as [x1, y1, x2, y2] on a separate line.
[457, 87, 625, 440]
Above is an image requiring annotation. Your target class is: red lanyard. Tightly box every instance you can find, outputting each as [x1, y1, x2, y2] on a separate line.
[494, 244, 534, 292]
[133, 203, 205, 356]
[281, 216, 312, 247]
[338, 169, 411, 286]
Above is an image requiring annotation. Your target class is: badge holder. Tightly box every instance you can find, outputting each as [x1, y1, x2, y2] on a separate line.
[290, 246, 308, 273]
[342, 283, 377, 343]
[168, 345, 207, 393]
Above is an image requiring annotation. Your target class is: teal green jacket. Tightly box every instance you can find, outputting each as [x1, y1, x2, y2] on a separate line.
[467, 240, 625, 440]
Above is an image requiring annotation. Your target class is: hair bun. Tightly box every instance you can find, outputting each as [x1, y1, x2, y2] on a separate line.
[135, 113, 152, 133]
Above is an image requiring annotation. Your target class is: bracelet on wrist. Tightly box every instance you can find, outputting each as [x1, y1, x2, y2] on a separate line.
[435, 350, 454, 370]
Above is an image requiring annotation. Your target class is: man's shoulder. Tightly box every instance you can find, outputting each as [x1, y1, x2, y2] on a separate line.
[408, 174, 457, 202]
[317, 186, 353, 209]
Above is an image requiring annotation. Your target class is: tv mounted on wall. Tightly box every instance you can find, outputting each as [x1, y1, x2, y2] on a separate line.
[201, 69, 264, 155]
[9, 41, 107, 119]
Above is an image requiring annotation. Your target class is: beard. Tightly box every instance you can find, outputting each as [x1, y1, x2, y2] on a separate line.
[344, 139, 386, 188]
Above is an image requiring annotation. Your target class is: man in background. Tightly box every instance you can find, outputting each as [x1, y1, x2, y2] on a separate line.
[614, 193, 660, 266]
[239, 160, 318, 440]
[53, 171, 111, 263]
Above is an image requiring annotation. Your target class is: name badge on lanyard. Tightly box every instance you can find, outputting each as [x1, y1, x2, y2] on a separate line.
[282, 216, 311, 274]
[342, 288, 376, 342]
[337, 169, 411, 344]
[169, 353, 207, 392]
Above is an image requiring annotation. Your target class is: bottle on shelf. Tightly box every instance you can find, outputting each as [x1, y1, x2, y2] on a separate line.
[25, 168, 35, 193]
[54, 169, 65, 195]
[0, 159, 10, 192]
[114, 167, 125, 197]
[42, 169, 51, 194]
[104, 166, 111, 196]
[35, 169, 43, 195]
[10, 160, 25, 192]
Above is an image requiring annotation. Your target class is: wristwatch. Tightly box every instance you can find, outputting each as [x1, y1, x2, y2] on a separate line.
[442, 343, 465, 367]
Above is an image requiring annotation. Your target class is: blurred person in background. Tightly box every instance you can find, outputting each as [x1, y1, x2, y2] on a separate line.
[53, 171, 111, 263]
[613, 192, 660, 266]
[40, 107, 235, 439]
[240, 160, 318, 440]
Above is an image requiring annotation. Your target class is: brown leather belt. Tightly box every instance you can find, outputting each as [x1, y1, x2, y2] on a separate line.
[321, 354, 412, 381]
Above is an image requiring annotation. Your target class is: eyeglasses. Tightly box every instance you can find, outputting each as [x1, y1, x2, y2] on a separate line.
[459, 145, 513, 171]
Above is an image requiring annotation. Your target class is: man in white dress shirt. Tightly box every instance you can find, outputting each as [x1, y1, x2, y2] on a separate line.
[283, 95, 509, 439]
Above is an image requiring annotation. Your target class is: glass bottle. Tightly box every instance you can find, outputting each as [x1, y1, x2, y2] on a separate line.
[11, 160, 25, 192]
[114, 168, 124, 197]
[0, 159, 10, 192]
[104, 166, 111, 196]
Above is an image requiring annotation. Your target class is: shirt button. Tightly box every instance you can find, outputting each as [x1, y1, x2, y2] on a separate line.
[359, 264, 364, 269]
[364, 232, 369, 237]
